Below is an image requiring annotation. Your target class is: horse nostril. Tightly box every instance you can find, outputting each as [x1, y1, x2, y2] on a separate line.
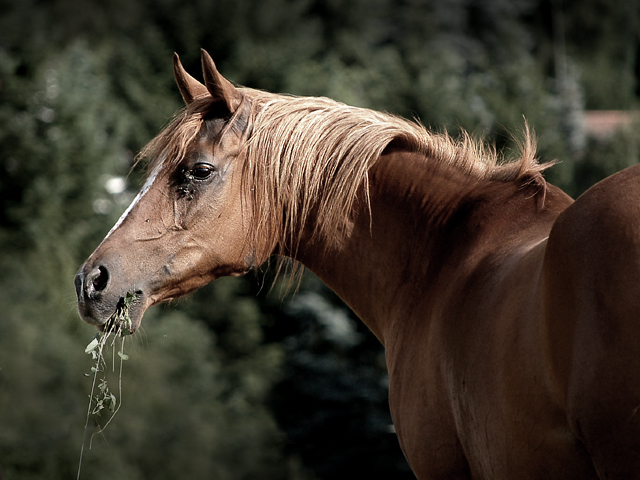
[83, 266, 109, 297]
[92, 266, 109, 292]
[74, 273, 83, 300]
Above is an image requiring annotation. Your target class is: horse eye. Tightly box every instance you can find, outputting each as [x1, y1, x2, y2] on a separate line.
[190, 163, 215, 180]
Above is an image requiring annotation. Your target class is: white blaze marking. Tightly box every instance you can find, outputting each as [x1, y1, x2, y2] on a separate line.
[102, 164, 163, 242]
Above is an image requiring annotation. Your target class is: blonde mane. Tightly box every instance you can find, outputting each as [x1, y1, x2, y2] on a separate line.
[140, 88, 548, 266]
[240, 89, 546, 262]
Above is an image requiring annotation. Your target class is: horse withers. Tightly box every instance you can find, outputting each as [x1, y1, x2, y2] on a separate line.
[75, 49, 640, 479]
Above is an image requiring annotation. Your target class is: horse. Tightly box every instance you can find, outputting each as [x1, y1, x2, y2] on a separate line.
[75, 49, 640, 479]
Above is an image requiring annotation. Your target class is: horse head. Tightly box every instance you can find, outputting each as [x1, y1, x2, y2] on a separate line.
[75, 50, 263, 333]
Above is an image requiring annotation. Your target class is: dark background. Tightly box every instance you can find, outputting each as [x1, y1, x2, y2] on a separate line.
[1, 0, 639, 478]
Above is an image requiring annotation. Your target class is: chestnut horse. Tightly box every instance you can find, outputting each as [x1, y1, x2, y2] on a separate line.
[75, 50, 640, 479]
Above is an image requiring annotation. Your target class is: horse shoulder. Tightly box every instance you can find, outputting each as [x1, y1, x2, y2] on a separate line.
[385, 191, 578, 479]
[543, 163, 640, 477]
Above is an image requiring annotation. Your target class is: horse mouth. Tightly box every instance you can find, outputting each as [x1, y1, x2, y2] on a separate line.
[96, 291, 145, 335]
[78, 291, 147, 335]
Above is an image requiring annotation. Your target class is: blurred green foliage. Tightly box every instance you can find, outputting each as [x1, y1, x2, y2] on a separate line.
[0, 0, 639, 479]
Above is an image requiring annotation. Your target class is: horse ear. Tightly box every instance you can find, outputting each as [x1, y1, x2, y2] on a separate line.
[200, 48, 243, 113]
[173, 53, 209, 105]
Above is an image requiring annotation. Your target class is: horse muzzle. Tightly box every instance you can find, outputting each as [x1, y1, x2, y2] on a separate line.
[74, 261, 146, 332]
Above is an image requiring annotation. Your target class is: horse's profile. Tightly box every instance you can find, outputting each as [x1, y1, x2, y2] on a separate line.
[75, 49, 640, 479]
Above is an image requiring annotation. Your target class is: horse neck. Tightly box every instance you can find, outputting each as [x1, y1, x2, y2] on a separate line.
[292, 149, 570, 345]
